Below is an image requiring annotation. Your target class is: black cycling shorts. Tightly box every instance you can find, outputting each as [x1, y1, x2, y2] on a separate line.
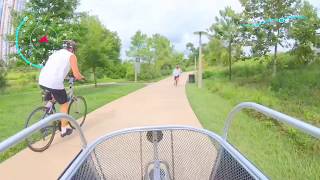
[40, 85, 68, 104]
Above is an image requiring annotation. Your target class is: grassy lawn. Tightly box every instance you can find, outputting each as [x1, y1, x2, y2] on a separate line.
[0, 83, 144, 162]
[186, 82, 319, 180]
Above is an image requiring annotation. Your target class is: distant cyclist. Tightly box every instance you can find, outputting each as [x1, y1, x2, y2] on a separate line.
[38, 40, 84, 137]
[173, 65, 182, 86]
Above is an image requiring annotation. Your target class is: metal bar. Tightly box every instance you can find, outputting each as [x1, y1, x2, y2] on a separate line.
[170, 130, 175, 180]
[0, 113, 87, 153]
[139, 132, 143, 180]
[223, 102, 320, 140]
[152, 131, 161, 180]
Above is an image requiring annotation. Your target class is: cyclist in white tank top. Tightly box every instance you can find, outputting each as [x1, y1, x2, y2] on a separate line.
[39, 40, 84, 137]
[39, 49, 74, 89]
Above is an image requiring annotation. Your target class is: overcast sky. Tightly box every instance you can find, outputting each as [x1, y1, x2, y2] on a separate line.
[77, 0, 320, 58]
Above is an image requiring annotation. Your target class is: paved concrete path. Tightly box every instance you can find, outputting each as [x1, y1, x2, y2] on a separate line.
[0, 73, 201, 180]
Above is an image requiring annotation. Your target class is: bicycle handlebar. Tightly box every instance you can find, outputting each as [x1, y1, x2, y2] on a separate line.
[65, 76, 86, 85]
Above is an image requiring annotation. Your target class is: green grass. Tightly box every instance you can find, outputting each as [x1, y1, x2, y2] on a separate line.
[0, 83, 144, 162]
[186, 81, 319, 180]
[203, 60, 320, 127]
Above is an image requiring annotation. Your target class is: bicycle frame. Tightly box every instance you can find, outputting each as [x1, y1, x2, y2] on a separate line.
[43, 77, 76, 110]
[67, 77, 75, 102]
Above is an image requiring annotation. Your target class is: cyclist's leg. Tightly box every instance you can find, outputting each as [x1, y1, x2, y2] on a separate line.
[174, 76, 177, 86]
[40, 85, 55, 109]
[49, 88, 72, 136]
[60, 102, 69, 126]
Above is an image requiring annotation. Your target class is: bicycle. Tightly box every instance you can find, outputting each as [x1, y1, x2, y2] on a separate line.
[25, 77, 87, 152]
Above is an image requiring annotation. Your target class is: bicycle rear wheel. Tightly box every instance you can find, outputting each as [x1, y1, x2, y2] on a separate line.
[68, 96, 87, 129]
[25, 106, 56, 152]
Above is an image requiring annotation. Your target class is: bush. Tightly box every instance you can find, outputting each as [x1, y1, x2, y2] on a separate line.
[124, 63, 135, 81]
[270, 66, 320, 96]
[139, 64, 161, 80]
[0, 64, 7, 89]
[159, 63, 172, 76]
[203, 71, 215, 79]
[232, 59, 267, 78]
[0, 72, 6, 89]
[108, 64, 127, 79]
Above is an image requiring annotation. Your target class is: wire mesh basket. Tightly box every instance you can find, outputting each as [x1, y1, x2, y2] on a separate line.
[60, 126, 265, 180]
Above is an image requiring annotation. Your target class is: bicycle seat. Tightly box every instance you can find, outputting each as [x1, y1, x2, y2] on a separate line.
[43, 89, 50, 93]
[42, 89, 51, 96]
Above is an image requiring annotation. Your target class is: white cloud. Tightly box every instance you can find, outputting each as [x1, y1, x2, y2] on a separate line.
[77, 0, 319, 58]
[77, 0, 242, 58]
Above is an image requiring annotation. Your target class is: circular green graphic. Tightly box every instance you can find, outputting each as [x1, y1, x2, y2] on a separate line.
[15, 16, 67, 69]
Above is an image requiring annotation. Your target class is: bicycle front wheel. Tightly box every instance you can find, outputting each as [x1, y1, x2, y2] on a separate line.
[68, 96, 87, 129]
[25, 107, 56, 152]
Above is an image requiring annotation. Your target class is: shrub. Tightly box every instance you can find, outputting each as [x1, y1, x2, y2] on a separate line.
[0, 63, 7, 89]
[139, 64, 161, 80]
[203, 71, 215, 79]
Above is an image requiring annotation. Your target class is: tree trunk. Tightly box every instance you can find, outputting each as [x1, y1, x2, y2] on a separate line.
[228, 40, 232, 80]
[93, 66, 97, 88]
[272, 29, 280, 77]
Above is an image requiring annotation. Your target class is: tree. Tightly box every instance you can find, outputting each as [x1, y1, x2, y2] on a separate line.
[10, 0, 80, 65]
[209, 7, 242, 80]
[240, 0, 301, 76]
[150, 34, 176, 74]
[0, 61, 6, 90]
[78, 15, 121, 87]
[151, 34, 174, 62]
[186, 42, 199, 66]
[127, 31, 178, 79]
[290, 1, 320, 64]
[203, 38, 227, 65]
[126, 31, 149, 63]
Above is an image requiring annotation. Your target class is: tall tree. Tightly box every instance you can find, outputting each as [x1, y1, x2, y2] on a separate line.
[209, 7, 242, 80]
[203, 38, 227, 65]
[78, 15, 121, 87]
[127, 32, 178, 78]
[150, 34, 176, 72]
[151, 34, 174, 62]
[240, 0, 301, 76]
[186, 42, 199, 65]
[126, 31, 149, 63]
[290, 1, 320, 64]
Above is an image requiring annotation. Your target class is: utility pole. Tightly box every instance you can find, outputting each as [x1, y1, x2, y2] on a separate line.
[134, 57, 140, 82]
[194, 31, 207, 88]
[194, 56, 197, 82]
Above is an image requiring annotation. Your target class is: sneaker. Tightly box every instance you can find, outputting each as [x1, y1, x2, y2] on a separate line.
[61, 128, 73, 137]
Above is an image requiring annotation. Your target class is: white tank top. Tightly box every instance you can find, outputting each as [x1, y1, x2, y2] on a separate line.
[39, 49, 74, 89]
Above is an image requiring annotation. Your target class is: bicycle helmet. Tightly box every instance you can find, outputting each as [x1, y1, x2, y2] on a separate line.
[63, 40, 76, 52]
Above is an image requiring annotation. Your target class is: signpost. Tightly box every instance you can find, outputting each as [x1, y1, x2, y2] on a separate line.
[135, 58, 140, 82]
[194, 31, 207, 88]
